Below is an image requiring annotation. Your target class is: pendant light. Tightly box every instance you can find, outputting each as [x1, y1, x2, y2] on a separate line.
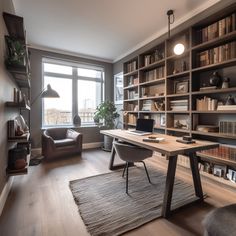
[167, 10, 185, 56]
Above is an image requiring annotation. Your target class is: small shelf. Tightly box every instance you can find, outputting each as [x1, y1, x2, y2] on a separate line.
[154, 126, 165, 130]
[166, 127, 190, 133]
[123, 84, 139, 90]
[6, 153, 30, 176]
[139, 78, 165, 86]
[167, 70, 190, 79]
[167, 93, 190, 98]
[123, 69, 139, 77]
[192, 58, 236, 73]
[192, 130, 236, 139]
[139, 59, 165, 71]
[192, 87, 236, 95]
[192, 110, 236, 114]
[166, 111, 190, 113]
[123, 111, 139, 113]
[139, 110, 165, 114]
[123, 98, 139, 102]
[5, 101, 30, 110]
[127, 123, 136, 127]
[139, 95, 165, 100]
[192, 31, 236, 51]
[166, 49, 190, 60]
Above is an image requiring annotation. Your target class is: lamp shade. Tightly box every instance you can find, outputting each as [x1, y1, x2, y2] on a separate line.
[173, 43, 185, 55]
[41, 84, 60, 98]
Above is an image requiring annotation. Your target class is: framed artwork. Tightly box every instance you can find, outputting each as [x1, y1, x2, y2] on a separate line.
[175, 80, 189, 94]
[160, 114, 166, 127]
[114, 72, 123, 104]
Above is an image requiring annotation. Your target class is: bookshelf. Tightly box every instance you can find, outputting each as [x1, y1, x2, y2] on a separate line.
[122, 4, 236, 183]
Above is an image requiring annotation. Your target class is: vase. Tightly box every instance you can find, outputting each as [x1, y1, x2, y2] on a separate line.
[73, 114, 81, 127]
[209, 71, 221, 87]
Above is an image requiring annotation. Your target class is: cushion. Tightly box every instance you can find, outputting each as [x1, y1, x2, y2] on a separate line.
[54, 138, 76, 148]
[203, 204, 236, 236]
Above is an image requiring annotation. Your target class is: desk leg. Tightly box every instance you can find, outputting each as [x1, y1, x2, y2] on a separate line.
[189, 153, 203, 200]
[109, 138, 127, 171]
[162, 155, 177, 218]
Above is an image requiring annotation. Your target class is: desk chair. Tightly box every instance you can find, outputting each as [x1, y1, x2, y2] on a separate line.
[113, 141, 153, 194]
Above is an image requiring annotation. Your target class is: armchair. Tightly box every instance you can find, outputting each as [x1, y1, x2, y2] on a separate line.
[42, 128, 82, 159]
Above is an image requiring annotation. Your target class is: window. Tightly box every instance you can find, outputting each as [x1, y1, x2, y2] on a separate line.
[42, 59, 104, 127]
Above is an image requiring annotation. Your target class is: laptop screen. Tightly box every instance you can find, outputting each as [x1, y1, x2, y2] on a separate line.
[136, 119, 154, 132]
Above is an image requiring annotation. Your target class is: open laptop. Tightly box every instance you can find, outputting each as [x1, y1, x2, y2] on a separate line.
[126, 118, 154, 135]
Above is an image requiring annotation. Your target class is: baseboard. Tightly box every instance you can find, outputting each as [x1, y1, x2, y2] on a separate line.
[83, 142, 103, 149]
[0, 177, 14, 216]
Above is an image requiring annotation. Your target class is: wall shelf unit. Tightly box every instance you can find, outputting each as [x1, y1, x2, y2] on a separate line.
[122, 3, 236, 183]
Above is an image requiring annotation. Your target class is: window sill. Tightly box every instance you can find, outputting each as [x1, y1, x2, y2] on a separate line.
[41, 124, 100, 130]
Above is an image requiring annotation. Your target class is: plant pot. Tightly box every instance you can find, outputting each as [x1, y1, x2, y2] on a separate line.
[102, 135, 113, 152]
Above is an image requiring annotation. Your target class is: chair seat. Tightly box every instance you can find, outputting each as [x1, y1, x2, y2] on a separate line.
[203, 204, 236, 236]
[54, 138, 76, 147]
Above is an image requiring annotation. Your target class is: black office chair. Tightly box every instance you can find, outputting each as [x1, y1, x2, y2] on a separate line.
[113, 141, 153, 194]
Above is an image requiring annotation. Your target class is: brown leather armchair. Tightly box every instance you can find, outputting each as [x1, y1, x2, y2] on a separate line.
[42, 128, 82, 159]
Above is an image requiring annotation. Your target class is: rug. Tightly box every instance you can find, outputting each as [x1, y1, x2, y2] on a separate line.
[69, 165, 195, 236]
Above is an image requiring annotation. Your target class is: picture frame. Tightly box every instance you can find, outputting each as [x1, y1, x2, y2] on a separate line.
[114, 72, 123, 104]
[160, 114, 166, 127]
[175, 80, 189, 94]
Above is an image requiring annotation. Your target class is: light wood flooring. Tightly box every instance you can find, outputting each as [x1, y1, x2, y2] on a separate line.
[0, 149, 236, 236]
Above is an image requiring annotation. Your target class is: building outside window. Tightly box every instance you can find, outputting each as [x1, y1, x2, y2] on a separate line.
[42, 59, 104, 127]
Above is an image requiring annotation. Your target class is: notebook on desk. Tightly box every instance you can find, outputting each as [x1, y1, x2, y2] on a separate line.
[126, 118, 154, 136]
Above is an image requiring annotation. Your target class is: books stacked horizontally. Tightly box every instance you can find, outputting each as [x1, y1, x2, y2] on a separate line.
[170, 99, 188, 111]
[142, 100, 156, 111]
[217, 105, 236, 110]
[196, 96, 218, 111]
[219, 120, 236, 136]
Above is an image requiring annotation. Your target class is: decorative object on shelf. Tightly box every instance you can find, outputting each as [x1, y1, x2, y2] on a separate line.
[160, 114, 166, 127]
[175, 80, 189, 94]
[221, 77, 230, 89]
[209, 71, 221, 87]
[225, 95, 235, 105]
[94, 101, 119, 151]
[31, 84, 60, 106]
[114, 72, 123, 104]
[154, 101, 165, 111]
[174, 114, 189, 130]
[196, 125, 219, 133]
[73, 114, 81, 127]
[167, 9, 185, 55]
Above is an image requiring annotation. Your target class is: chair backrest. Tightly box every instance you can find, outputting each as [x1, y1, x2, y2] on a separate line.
[45, 128, 68, 140]
[113, 141, 153, 162]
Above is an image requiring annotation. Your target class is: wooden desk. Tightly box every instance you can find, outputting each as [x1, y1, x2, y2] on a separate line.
[101, 129, 218, 218]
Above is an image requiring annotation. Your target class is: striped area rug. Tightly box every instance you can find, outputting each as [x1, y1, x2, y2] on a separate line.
[69, 165, 195, 236]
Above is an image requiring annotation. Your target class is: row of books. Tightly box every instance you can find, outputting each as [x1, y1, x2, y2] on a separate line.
[198, 41, 236, 67]
[219, 121, 236, 136]
[170, 99, 188, 111]
[143, 49, 164, 66]
[143, 66, 165, 82]
[126, 114, 137, 125]
[142, 100, 156, 111]
[217, 105, 236, 111]
[126, 90, 138, 100]
[126, 75, 138, 87]
[125, 60, 137, 73]
[125, 103, 138, 111]
[196, 97, 218, 111]
[199, 12, 236, 43]
[199, 145, 236, 161]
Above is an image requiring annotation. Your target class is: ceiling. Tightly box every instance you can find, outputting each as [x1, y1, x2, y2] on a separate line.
[12, 0, 220, 62]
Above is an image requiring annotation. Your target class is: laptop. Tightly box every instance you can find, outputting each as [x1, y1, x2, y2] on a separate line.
[126, 118, 154, 136]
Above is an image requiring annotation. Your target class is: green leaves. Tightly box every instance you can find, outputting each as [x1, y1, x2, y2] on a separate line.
[94, 101, 120, 129]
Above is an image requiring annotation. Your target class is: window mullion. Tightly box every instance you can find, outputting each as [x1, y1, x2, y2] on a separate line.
[72, 67, 78, 118]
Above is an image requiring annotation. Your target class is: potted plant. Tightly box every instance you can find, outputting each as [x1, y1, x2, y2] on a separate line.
[94, 101, 119, 151]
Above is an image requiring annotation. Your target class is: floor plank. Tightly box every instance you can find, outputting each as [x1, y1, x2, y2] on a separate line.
[0, 149, 236, 236]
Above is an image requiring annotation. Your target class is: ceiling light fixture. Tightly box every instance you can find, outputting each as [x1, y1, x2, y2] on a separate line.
[167, 9, 185, 56]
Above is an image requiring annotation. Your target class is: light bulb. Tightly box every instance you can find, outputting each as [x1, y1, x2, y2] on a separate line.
[173, 43, 185, 55]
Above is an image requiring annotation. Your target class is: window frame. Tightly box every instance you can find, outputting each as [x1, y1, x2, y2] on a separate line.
[42, 58, 104, 128]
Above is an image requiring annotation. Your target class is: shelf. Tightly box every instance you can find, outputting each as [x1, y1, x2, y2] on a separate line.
[192, 130, 236, 139]
[123, 69, 139, 77]
[166, 49, 190, 60]
[192, 110, 236, 114]
[139, 59, 165, 71]
[3, 12, 25, 40]
[139, 111, 165, 114]
[192, 31, 236, 51]
[166, 128, 190, 133]
[167, 70, 190, 79]
[5, 101, 30, 110]
[192, 58, 236, 73]
[123, 111, 139, 113]
[166, 93, 189, 98]
[123, 84, 139, 90]
[127, 123, 136, 127]
[123, 98, 139, 102]
[6, 153, 30, 176]
[166, 111, 190, 114]
[139, 78, 165, 86]
[192, 87, 236, 95]
[154, 126, 165, 130]
[139, 95, 165, 100]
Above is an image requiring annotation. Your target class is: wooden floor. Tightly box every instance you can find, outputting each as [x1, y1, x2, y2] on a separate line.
[0, 149, 236, 236]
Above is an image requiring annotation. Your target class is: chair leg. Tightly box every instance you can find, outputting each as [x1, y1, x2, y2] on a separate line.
[126, 162, 129, 194]
[122, 164, 126, 177]
[140, 161, 151, 183]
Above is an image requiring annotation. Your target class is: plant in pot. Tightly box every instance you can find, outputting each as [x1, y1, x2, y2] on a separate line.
[94, 100, 119, 151]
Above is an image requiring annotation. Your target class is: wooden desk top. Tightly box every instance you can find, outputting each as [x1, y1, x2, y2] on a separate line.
[101, 129, 219, 156]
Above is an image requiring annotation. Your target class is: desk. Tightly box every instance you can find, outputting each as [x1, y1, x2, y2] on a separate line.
[100, 129, 218, 218]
